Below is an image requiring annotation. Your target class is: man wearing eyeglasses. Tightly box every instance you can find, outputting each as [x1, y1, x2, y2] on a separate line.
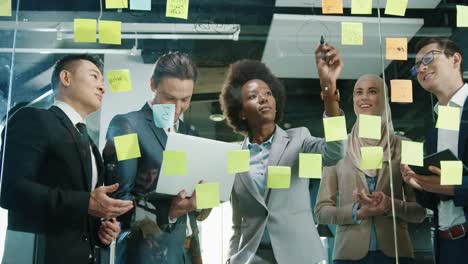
[401, 38, 468, 264]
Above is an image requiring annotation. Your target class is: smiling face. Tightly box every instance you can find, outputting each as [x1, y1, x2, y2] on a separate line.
[240, 79, 277, 127]
[353, 76, 383, 116]
[415, 43, 461, 94]
[58, 59, 105, 117]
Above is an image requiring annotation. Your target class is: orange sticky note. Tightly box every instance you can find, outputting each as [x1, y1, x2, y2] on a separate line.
[457, 5, 468, 27]
[99, 20, 122, 45]
[322, 0, 343, 14]
[74, 19, 97, 43]
[0, 0, 12, 17]
[386, 38, 407, 61]
[385, 0, 408, 17]
[391, 79, 413, 103]
[106, 0, 128, 9]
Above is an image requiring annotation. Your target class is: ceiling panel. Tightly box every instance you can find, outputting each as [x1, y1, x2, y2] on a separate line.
[261, 14, 423, 79]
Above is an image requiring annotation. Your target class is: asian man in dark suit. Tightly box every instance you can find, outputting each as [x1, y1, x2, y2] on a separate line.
[401, 38, 468, 264]
[0, 54, 134, 264]
[103, 52, 209, 264]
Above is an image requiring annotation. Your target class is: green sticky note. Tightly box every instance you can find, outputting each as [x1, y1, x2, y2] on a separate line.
[267, 166, 291, 189]
[341, 22, 363, 46]
[436, 105, 460, 131]
[323, 116, 347, 142]
[351, 0, 372, 15]
[166, 0, 189, 19]
[441, 161, 463, 185]
[99, 20, 122, 45]
[385, 0, 407, 16]
[195, 182, 220, 209]
[0, 0, 12, 17]
[107, 70, 132, 92]
[114, 133, 141, 161]
[360, 146, 383, 170]
[457, 5, 468, 27]
[106, 0, 128, 9]
[299, 153, 322, 179]
[163, 151, 187, 176]
[227, 150, 250, 174]
[401, 140, 423, 167]
[358, 114, 381, 140]
[73, 19, 96, 43]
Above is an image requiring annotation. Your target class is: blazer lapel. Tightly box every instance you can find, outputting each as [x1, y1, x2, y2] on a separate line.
[143, 104, 167, 149]
[91, 142, 105, 186]
[265, 127, 290, 201]
[49, 106, 92, 190]
[237, 138, 267, 209]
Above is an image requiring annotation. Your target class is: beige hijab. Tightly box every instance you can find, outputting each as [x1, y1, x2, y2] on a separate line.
[347, 74, 396, 177]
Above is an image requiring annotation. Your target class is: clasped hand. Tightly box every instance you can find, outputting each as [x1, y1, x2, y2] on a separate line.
[353, 188, 391, 219]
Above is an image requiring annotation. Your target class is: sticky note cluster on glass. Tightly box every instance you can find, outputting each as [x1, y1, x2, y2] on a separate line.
[401, 140, 423, 167]
[166, 0, 190, 19]
[74, 19, 121, 45]
[358, 114, 381, 140]
[196, 182, 220, 209]
[323, 116, 347, 142]
[107, 70, 132, 92]
[162, 150, 188, 176]
[299, 153, 322, 179]
[114, 133, 142, 161]
[391, 79, 413, 103]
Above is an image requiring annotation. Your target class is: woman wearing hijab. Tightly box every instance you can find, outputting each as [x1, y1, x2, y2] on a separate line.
[221, 44, 345, 264]
[314, 74, 426, 264]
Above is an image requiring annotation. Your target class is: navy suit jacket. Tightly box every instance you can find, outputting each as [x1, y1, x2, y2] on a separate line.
[414, 99, 468, 260]
[103, 103, 199, 264]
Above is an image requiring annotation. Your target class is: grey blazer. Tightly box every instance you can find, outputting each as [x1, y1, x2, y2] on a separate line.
[228, 126, 344, 264]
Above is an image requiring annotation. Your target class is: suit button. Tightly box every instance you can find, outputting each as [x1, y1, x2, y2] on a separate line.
[81, 235, 89, 242]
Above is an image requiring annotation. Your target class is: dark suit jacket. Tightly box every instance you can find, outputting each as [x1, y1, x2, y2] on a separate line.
[103, 103, 200, 264]
[0, 106, 104, 264]
[414, 99, 468, 261]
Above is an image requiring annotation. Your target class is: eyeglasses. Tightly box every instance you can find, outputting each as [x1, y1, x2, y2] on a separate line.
[411, 50, 444, 77]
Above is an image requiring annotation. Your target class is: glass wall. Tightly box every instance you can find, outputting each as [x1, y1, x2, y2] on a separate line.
[1, 0, 467, 263]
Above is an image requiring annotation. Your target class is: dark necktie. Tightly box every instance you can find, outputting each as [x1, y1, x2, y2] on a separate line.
[76, 122, 93, 189]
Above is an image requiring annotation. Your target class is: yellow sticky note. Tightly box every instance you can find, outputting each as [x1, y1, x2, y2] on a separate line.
[341, 22, 363, 46]
[436, 105, 460, 131]
[385, 0, 407, 16]
[114, 133, 141, 161]
[106, 0, 128, 9]
[73, 19, 96, 43]
[391, 79, 413, 103]
[360, 146, 383, 170]
[299, 153, 322, 179]
[166, 0, 189, 19]
[441, 161, 463, 185]
[107, 70, 132, 92]
[401, 140, 423, 167]
[386, 38, 407, 61]
[358, 114, 381, 140]
[0, 0, 12, 17]
[457, 5, 468, 27]
[99, 20, 121, 45]
[227, 150, 250, 174]
[267, 166, 291, 189]
[351, 0, 372, 15]
[322, 0, 343, 14]
[195, 182, 220, 209]
[163, 150, 187, 176]
[323, 116, 347, 142]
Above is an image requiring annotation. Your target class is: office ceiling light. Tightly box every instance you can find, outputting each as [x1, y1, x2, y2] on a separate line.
[209, 114, 225, 122]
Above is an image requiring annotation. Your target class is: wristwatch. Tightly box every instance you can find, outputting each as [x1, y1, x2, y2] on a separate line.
[320, 87, 340, 102]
